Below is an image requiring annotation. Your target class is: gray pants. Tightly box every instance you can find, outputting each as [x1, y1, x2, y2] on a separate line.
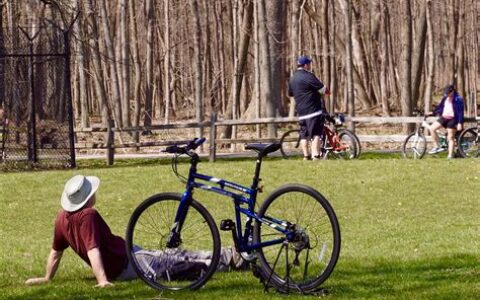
[116, 247, 237, 281]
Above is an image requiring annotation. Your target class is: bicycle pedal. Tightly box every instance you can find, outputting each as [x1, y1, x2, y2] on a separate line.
[220, 219, 235, 231]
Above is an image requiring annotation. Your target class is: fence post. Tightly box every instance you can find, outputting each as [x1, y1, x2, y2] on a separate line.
[209, 113, 217, 162]
[106, 119, 114, 165]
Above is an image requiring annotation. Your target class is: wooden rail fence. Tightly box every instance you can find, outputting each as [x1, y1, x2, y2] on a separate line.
[73, 115, 479, 165]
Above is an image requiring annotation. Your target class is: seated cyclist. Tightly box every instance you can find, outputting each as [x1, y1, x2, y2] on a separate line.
[428, 84, 464, 159]
[25, 175, 243, 288]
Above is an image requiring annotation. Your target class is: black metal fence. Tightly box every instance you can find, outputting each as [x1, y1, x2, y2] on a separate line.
[0, 23, 75, 169]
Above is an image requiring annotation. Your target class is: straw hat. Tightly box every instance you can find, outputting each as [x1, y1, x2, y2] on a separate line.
[60, 175, 100, 212]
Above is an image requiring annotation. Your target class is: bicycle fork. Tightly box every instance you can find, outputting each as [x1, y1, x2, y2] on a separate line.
[410, 133, 423, 156]
[166, 192, 194, 248]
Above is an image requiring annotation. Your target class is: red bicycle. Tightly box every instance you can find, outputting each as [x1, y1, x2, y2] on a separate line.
[280, 113, 361, 159]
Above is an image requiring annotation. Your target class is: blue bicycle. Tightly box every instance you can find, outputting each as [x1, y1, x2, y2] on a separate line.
[126, 138, 341, 293]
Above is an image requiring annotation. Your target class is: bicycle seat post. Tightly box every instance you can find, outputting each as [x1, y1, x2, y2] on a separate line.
[251, 153, 263, 193]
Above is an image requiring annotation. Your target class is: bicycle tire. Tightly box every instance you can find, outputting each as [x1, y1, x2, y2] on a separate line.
[253, 184, 341, 293]
[280, 129, 302, 159]
[125, 192, 221, 290]
[457, 127, 480, 158]
[402, 132, 427, 159]
[341, 129, 362, 158]
[337, 129, 359, 159]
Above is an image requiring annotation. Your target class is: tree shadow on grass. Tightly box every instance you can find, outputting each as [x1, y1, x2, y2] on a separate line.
[7, 254, 479, 300]
[331, 253, 479, 299]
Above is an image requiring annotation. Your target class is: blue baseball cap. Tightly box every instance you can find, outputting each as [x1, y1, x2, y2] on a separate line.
[443, 84, 455, 95]
[297, 55, 312, 66]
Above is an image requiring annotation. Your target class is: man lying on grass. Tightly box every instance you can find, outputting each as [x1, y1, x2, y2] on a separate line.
[26, 175, 243, 287]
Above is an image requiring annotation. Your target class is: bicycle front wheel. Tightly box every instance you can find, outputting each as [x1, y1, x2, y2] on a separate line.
[402, 132, 427, 159]
[457, 127, 480, 158]
[253, 184, 341, 293]
[125, 193, 221, 290]
[280, 129, 302, 159]
[337, 129, 359, 159]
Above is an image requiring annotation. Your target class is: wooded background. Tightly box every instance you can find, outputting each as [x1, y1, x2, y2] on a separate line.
[0, 0, 479, 137]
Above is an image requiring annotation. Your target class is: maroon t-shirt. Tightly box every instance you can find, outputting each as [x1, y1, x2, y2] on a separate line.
[52, 207, 127, 280]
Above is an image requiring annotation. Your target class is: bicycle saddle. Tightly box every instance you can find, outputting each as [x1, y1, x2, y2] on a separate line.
[245, 143, 281, 157]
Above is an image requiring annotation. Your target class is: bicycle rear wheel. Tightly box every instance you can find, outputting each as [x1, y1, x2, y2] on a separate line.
[125, 193, 221, 290]
[345, 129, 362, 158]
[280, 129, 302, 158]
[457, 127, 480, 158]
[253, 184, 341, 293]
[402, 132, 427, 159]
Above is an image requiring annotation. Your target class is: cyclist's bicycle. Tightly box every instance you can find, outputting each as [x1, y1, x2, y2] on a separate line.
[402, 114, 464, 159]
[126, 138, 341, 293]
[280, 113, 361, 159]
[457, 125, 480, 158]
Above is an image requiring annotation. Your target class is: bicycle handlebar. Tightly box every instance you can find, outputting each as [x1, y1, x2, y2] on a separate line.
[163, 137, 206, 154]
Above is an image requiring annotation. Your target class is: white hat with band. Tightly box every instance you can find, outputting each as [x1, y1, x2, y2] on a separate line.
[60, 175, 100, 212]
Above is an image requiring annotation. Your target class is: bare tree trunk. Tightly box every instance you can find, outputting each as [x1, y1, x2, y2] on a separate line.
[321, 0, 330, 111]
[344, 0, 355, 130]
[190, 0, 203, 138]
[99, 0, 122, 128]
[289, 0, 301, 117]
[254, 2, 261, 137]
[84, 0, 111, 127]
[163, 0, 171, 124]
[119, 0, 130, 127]
[129, 0, 141, 141]
[449, 0, 459, 85]
[202, 0, 214, 116]
[400, 0, 413, 132]
[455, 0, 466, 97]
[144, 0, 154, 128]
[471, 0, 478, 116]
[258, 0, 275, 137]
[329, 0, 338, 112]
[380, 1, 391, 116]
[411, 1, 427, 110]
[72, 0, 89, 128]
[231, 0, 253, 119]
[424, 0, 435, 113]
[213, 2, 226, 116]
[350, 3, 373, 110]
[267, 0, 286, 116]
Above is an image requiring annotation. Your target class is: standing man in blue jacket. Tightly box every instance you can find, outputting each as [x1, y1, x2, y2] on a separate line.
[288, 56, 329, 160]
[428, 84, 464, 159]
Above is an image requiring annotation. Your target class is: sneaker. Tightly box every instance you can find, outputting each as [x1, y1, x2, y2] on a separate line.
[447, 155, 454, 159]
[303, 156, 311, 161]
[428, 147, 445, 154]
[229, 247, 248, 270]
[312, 155, 321, 161]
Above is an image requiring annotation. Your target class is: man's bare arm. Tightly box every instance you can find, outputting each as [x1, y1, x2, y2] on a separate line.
[25, 249, 63, 285]
[87, 247, 113, 287]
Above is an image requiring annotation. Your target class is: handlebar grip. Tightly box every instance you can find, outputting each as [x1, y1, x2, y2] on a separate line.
[187, 137, 206, 150]
[163, 138, 206, 154]
[163, 145, 182, 154]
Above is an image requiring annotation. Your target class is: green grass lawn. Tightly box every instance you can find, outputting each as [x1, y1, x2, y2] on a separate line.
[1, 156, 479, 299]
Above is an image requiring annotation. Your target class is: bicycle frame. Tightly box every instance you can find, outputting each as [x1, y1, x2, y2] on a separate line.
[418, 116, 448, 149]
[322, 124, 348, 152]
[169, 153, 290, 253]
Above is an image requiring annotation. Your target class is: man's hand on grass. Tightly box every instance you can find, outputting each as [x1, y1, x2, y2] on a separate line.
[25, 277, 49, 285]
[95, 281, 114, 288]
